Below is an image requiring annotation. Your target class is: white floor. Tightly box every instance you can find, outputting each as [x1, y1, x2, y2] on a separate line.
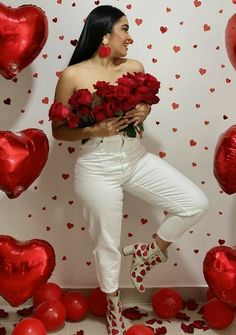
[1, 302, 236, 335]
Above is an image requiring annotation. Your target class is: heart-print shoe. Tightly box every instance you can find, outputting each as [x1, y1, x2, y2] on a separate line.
[106, 291, 126, 335]
[123, 241, 168, 293]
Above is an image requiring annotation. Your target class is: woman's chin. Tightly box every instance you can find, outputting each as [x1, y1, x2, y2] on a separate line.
[113, 49, 128, 58]
[120, 50, 128, 57]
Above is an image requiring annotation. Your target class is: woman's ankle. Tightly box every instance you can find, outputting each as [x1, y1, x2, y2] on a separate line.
[106, 290, 119, 297]
[155, 234, 171, 253]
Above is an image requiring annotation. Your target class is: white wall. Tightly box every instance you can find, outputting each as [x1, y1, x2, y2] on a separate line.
[0, 0, 235, 290]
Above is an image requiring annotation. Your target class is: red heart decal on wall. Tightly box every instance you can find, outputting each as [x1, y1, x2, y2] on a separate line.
[213, 125, 236, 194]
[0, 3, 48, 79]
[203, 246, 236, 308]
[0, 128, 49, 199]
[0, 235, 55, 307]
[225, 13, 236, 70]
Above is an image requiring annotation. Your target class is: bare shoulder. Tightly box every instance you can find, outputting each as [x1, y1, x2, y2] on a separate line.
[61, 61, 94, 86]
[60, 64, 82, 81]
[54, 65, 82, 104]
[56, 63, 87, 92]
[123, 58, 145, 73]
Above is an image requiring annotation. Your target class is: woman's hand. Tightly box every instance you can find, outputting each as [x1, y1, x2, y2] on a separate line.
[91, 117, 129, 137]
[124, 103, 151, 126]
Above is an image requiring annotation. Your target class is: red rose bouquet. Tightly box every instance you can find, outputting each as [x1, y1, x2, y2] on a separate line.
[49, 72, 161, 138]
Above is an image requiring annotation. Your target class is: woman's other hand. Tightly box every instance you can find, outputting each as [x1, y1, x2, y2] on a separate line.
[124, 103, 151, 126]
[92, 117, 129, 137]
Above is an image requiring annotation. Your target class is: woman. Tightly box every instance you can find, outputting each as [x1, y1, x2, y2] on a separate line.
[51, 5, 209, 334]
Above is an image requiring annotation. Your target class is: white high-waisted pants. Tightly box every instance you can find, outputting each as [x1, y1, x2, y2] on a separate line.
[74, 134, 209, 293]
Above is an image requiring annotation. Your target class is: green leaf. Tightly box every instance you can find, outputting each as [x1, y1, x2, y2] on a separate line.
[125, 124, 136, 138]
[115, 111, 124, 117]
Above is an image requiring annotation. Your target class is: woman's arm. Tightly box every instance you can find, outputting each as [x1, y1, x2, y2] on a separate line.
[51, 67, 95, 141]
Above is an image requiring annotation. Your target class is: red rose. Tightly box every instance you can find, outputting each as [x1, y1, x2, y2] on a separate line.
[121, 96, 138, 111]
[136, 86, 149, 96]
[133, 72, 147, 86]
[94, 81, 115, 99]
[145, 74, 161, 92]
[116, 75, 136, 89]
[49, 102, 71, 121]
[68, 89, 93, 107]
[103, 102, 114, 118]
[114, 85, 130, 100]
[67, 112, 80, 128]
[111, 100, 123, 113]
[77, 105, 90, 116]
[104, 85, 115, 100]
[93, 104, 106, 121]
[132, 73, 160, 94]
[145, 94, 160, 104]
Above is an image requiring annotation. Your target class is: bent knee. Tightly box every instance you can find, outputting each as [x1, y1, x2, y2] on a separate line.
[197, 192, 209, 214]
[189, 191, 209, 218]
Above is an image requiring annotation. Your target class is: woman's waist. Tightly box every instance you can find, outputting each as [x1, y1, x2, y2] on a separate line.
[82, 132, 141, 144]
[78, 133, 145, 156]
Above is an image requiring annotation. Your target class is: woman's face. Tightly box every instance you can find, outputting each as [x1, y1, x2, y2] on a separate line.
[108, 16, 132, 57]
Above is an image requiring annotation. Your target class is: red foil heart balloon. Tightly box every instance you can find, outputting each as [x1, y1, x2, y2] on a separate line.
[203, 246, 236, 308]
[0, 128, 49, 199]
[0, 3, 48, 79]
[0, 235, 55, 307]
[225, 13, 236, 70]
[213, 125, 236, 194]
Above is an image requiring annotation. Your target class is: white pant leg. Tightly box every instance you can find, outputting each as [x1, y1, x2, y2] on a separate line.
[123, 152, 209, 242]
[74, 137, 125, 293]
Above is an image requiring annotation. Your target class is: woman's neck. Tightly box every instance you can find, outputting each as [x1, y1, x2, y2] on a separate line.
[89, 54, 122, 70]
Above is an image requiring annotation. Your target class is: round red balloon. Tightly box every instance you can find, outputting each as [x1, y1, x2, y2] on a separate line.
[203, 246, 236, 308]
[12, 318, 47, 335]
[213, 125, 236, 194]
[88, 287, 107, 317]
[0, 235, 55, 307]
[33, 282, 63, 307]
[0, 128, 49, 199]
[0, 3, 48, 79]
[34, 300, 66, 331]
[152, 288, 183, 318]
[203, 298, 235, 329]
[62, 291, 89, 321]
[225, 13, 236, 70]
[126, 324, 154, 335]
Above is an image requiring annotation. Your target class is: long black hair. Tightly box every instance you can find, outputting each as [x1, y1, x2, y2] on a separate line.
[68, 5, 125, 66]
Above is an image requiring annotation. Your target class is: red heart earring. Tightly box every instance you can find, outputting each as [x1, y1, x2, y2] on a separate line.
[98, 37, 111, 58]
